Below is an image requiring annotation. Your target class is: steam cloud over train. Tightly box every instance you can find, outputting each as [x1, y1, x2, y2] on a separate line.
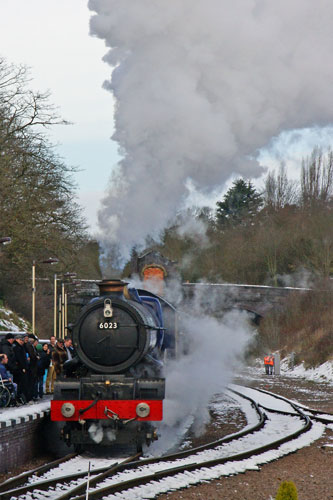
[51, 279, 177, 451]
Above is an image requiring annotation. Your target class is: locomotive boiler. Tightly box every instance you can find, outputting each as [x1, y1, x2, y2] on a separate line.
[50, 279, 177, 451]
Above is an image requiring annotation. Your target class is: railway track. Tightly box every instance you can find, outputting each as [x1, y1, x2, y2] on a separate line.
[1, 385, 330, 500]
[247, 385, 333, 425]
[0, 453, 137, 500]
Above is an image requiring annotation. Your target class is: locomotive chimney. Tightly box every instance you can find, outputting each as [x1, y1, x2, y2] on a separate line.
[98, 279, 129, 296]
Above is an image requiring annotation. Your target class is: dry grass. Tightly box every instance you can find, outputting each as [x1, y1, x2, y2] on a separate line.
[258, 289, 333, 366]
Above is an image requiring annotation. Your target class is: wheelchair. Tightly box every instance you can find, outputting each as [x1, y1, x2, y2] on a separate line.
[0, 375, 22, 407]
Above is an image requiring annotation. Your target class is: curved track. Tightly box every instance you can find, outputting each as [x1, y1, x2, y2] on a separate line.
[1, 385, 330, 500]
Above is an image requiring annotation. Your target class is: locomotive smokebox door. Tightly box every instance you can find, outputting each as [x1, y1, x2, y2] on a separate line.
[73, 292, 158, 374]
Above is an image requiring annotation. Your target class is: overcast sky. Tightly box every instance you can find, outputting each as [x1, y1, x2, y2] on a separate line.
[0, 0, 120, 231]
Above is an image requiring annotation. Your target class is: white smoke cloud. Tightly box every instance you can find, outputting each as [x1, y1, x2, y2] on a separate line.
[277, 267, 315, 289]
[89, 0, 333, 257]
[149, 309, 254, 455]
[176, 214, 209, 246]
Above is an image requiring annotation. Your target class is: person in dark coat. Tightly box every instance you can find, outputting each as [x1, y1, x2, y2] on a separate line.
[23, 334, 29, 355]
[26, 334, 40, 401]
[52, 339, 67, 376]
[0, 333, 16, 374]
[35, 343, 51, 398]
[12, 335, 29, 402]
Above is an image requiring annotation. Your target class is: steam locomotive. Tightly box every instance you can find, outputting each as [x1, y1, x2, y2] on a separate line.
[50, 279, 177, 451]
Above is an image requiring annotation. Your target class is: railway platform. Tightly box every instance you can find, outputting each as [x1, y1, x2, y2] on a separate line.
[0, 396, 51, 474]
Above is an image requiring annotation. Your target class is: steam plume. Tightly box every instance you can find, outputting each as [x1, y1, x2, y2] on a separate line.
[128, 277, 254, 454]
[89, 0, 333, 257]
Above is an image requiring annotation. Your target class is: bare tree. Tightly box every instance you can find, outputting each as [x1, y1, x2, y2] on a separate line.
[0, 57, 88, 286]
[301, 147, 333, 206]
[0, 57, 69, 146]
[264, 164, 298, 209]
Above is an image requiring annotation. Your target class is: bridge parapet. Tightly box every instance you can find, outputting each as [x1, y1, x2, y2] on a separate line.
[181, 283, 312, 318]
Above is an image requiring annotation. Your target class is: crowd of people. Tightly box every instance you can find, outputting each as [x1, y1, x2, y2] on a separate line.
[0, 333, 75, 405]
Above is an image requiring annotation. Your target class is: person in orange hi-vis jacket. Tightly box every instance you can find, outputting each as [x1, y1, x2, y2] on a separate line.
[264, 355, 274, 375]
[268, 355, 275, 375]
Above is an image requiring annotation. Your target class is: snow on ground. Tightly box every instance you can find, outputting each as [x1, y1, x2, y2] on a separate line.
[279, 357, 333, 385]
[31, 454, 119, 482]
[0, 306, 29, 332]
[90, 390, 325, 500]
[99, 423, 325, 500]
[213, 391, 259, 428]
[248, 356, 333, 386]
[229, 384, 300, 414]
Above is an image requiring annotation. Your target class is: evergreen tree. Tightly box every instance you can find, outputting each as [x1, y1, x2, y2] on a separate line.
[216, 178, 263, 227]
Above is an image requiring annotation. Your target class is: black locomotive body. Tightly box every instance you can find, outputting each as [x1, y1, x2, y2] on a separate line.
[51, 279, 177, 451]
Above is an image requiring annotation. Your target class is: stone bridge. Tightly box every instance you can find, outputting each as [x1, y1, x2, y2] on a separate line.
[69, 280, 314, 320]
[181, 283, 312, 319]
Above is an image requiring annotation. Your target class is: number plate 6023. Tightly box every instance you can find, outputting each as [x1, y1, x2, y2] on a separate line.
[98, 322, 119, 330]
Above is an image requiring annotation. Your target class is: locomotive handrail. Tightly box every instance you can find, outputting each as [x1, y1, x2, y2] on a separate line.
[79, 399, 99, 415]
[104, 322, 165, 330]
[139, 324, 165, 330]
[119, 321, 166, 331]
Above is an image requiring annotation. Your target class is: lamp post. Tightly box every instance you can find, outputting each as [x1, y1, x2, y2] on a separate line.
[32, 257, 59, 335]
[53, 272, 76, 339]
